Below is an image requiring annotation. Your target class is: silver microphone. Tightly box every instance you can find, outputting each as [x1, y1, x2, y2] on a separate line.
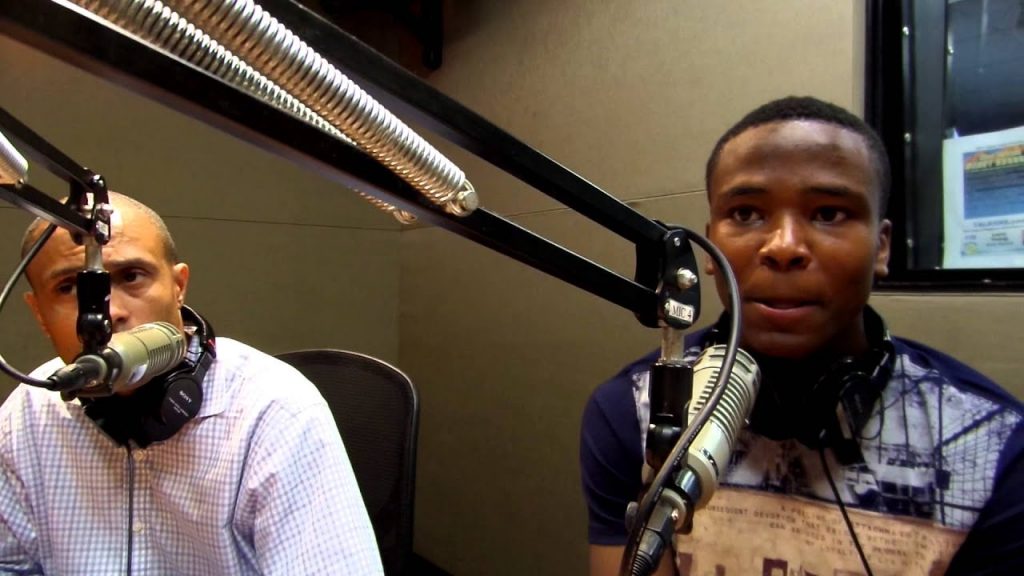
[626, 344, 761, 576]
[681, 344, 761, 508]
[48, 322, 187, 396]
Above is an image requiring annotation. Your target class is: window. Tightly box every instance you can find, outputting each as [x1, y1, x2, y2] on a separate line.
[865, 0, 1024, 290]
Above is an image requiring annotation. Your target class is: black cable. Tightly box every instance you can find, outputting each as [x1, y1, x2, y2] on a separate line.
[818, 446, 874, 576]
[0, 222, 57, 387]
[126, 446, 135, 576]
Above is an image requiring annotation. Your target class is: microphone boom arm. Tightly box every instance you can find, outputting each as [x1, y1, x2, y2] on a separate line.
[0, 0, 703, 330]
[0, 100, 114, 358]
[0, 2, 746, 572]
[0, 107, 108, 240]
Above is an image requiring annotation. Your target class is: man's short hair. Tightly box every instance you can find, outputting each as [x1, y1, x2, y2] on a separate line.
[704, 96, 891, 219]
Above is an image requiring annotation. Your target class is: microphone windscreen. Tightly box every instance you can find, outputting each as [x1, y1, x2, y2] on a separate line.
[685, 344, 760, 508]
[107, 322, 187, 392]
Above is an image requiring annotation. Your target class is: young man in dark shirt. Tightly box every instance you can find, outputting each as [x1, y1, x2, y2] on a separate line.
[581, 96, 1024, 575]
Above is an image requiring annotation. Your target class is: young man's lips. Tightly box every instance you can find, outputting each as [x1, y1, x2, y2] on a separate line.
[749, 300, 820, 324]
[760, 301, 811, 310]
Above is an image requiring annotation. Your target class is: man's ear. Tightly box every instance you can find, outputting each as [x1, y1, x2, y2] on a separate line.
[172, 263, 190, 307]
[23, 291, 51, 340]
[875, 219, 892, 278]
[704, 222, 717, 276]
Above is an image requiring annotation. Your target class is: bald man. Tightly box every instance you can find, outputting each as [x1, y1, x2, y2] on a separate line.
[1, 193, 383, 575]
[20, 193, 188, 364]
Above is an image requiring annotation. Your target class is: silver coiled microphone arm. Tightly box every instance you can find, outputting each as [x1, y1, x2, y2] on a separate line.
[161, 0, 477, 217]
[72, 0, 420, 224]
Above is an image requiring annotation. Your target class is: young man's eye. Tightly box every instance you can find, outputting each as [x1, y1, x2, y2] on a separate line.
[813, 207, 848, 223]
[730, 207, 762, 224]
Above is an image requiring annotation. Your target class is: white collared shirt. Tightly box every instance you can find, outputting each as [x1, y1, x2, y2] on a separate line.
[0, 337, 383, 575]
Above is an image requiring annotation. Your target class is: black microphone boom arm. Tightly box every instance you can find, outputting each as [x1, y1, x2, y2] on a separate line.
[0, 0, 702, 331]
[0, 101, 114, 358]
[0, 107, 108, 240]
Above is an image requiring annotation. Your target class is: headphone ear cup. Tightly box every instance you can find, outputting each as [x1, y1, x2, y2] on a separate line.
[795, 362, 856, 450]
[825, 369, 874, 464]
[811, 350, 892, 464]
[140, 373, 203, 445]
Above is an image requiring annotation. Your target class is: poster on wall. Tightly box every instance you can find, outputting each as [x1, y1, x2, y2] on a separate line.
[942, 125, 1024, 269]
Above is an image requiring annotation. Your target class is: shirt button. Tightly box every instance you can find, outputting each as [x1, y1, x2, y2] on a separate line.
[133, 522, 145, 533]
[133, 451, 146, 461]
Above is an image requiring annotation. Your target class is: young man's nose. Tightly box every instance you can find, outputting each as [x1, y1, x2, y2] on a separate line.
[758, 216, 811, 271]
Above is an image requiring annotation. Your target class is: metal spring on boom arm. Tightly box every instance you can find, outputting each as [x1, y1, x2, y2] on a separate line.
[74, 0, 422, 224]
[162, 0, 478, 216]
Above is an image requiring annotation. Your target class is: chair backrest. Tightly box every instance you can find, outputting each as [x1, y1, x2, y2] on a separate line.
[275, 349, 418, 576]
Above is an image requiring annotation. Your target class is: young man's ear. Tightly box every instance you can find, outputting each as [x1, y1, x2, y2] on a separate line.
[874, 219, 893, 278]
[704, 222, 717, 276]
[23, 291, 51, 340]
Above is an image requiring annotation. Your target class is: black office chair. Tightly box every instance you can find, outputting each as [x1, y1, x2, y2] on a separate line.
[275, 349, 419, 576]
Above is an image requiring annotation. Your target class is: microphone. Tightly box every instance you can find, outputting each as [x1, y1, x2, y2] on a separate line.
[627, 344, 759, 575]
[679, 344, 760, 508]
[47, 322, 187, 397]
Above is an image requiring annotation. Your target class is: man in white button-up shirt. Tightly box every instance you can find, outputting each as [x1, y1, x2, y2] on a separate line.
[0, 192, 383, 575]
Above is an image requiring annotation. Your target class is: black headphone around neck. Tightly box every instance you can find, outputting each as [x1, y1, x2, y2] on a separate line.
[83, 305, 216, 448]
[708, 307, 895, 465]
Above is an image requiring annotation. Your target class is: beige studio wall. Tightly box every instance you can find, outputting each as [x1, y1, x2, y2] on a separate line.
[1, 3, 1021, 576]
[401, 1, 1024, 575]
[0, 33, 401, 399]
